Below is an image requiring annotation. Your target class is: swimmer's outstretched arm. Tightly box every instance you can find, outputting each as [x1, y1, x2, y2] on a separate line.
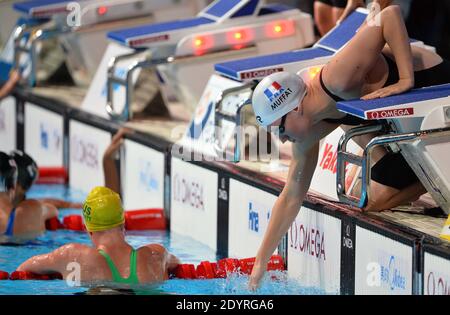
[17, 244, 75, 275]
[38, 198, 83, 209]
[249, 142, 320, 290]
[326, 5, 414, 100]
[0, 70, 20, 101]
[103, 128, 134, 194]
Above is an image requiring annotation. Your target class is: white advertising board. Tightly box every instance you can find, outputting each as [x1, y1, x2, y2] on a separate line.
[0, 96, 15, 152]
[355, 226, 413, 295]
[423, 251, 450, 295]
[170, 157, 218, 251]
[24, 103, 63, 167]
[121, 139, 165, 210]
[288, 207, 342, 294]
[228, 179, 278, 258]
[69, 120, 111, 193]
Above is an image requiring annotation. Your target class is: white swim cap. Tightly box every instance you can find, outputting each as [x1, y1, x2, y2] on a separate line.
[252, 71, 307, 128]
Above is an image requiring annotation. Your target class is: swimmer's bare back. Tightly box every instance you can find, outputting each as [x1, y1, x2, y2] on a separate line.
[12, 200, 57, 236]
[16, 243, 177, 284]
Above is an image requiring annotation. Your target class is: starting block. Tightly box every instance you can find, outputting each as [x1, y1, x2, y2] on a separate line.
[99, 0, 315, 121]
[336, 83, 450, 213]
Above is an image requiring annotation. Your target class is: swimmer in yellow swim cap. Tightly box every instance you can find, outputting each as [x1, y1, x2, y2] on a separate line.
[16, 186, 180, 285]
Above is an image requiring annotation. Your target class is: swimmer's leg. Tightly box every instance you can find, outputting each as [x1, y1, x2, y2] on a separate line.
[331, 7, 345, 25]
[314, 1, 335, 36]
[364, 180, 426, 212]
[326, 5, 413, 92]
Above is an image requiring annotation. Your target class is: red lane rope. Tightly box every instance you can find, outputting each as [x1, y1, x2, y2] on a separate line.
[173, 255, 285, 279]
[46, 209, 166, 232]
[0, 255, 284, 281]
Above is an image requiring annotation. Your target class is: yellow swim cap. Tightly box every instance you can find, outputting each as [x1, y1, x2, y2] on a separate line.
[82, 186, 125, 232]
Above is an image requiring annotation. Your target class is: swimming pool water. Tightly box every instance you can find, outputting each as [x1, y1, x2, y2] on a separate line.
[0, 185, 328, 295]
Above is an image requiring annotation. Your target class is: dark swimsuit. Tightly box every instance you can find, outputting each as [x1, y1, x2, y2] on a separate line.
[320, 54, 450, 190]
[3, 208, 16, 236]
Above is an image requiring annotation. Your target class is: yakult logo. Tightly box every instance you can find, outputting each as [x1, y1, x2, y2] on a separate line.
[366, 256, 407, 291]
[172, 173, 205, 211]
[426, 272, 449, 295]
[71, 135, 99, 169]
[319, 143, 339, 174]
[289, 221, 326, 261]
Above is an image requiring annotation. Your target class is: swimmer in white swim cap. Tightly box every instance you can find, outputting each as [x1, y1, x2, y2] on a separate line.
[249, 4, 450, 290]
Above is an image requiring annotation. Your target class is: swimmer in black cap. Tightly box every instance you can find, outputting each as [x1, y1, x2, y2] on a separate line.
[0, 151, 58, 241]
[10, 150, 82, 209]
[0, 152, 18, 237]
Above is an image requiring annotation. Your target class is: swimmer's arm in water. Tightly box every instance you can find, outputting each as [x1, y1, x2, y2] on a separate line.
[249, 143, 319, 290]
[16, 243, 81, 275]
[41, 202, 59, 220]
[0, 70, 20, 101]
[145, 244, 180, 272]
[166, 252, 181, 272]
[249, 121, 338, 290]
[38, 198, 83, 209]
[326, 5, 414, 100]
[103, 128, 134, 194]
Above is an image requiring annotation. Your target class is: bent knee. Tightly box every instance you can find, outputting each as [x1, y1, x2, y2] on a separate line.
[381, 4, 402, 20]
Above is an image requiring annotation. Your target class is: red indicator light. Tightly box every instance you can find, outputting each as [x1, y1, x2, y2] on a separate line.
[274, 25, 283, 33]
[265, 20, 295, 38]
[195, 38, 203, 47]
[97, 6, 108, 16]
[192, 35, 214, 55]
[226, 29, 254, 45]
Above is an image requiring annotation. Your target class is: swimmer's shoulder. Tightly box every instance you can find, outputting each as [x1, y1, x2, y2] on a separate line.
[138, 244, 167, 261]
[54, 243, 100, 262]
[15, 200, 43, 217]
[17, 199, 41, 208]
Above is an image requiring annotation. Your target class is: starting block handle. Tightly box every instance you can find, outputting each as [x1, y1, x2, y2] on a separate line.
[106, 51, 175, 121]
[336, 124, 384, 208]
[337, 123, 450, 209]
[13, 20, 69, 86]
[213, 82, 256, 162]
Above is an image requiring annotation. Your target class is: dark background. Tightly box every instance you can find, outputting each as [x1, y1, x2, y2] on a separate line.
[273, 0, 450, 60]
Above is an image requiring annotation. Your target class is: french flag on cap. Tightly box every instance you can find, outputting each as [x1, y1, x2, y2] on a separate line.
[264, 81, 282, 101]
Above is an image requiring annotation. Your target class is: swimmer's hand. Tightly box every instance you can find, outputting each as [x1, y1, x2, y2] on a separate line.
[103, 127, 134, 161]
[337, 0, 365, 25]
[361, 79, 414, 100]
[248, 262, 265, 291]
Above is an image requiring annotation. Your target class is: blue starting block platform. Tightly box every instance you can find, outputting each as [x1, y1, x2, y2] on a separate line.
[13, 0, 78, 15]
[336, 84, 450, 120]
[214, 9, 367, 80]
[106, 0, 295, 48]
[108, 17, 215, 46]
